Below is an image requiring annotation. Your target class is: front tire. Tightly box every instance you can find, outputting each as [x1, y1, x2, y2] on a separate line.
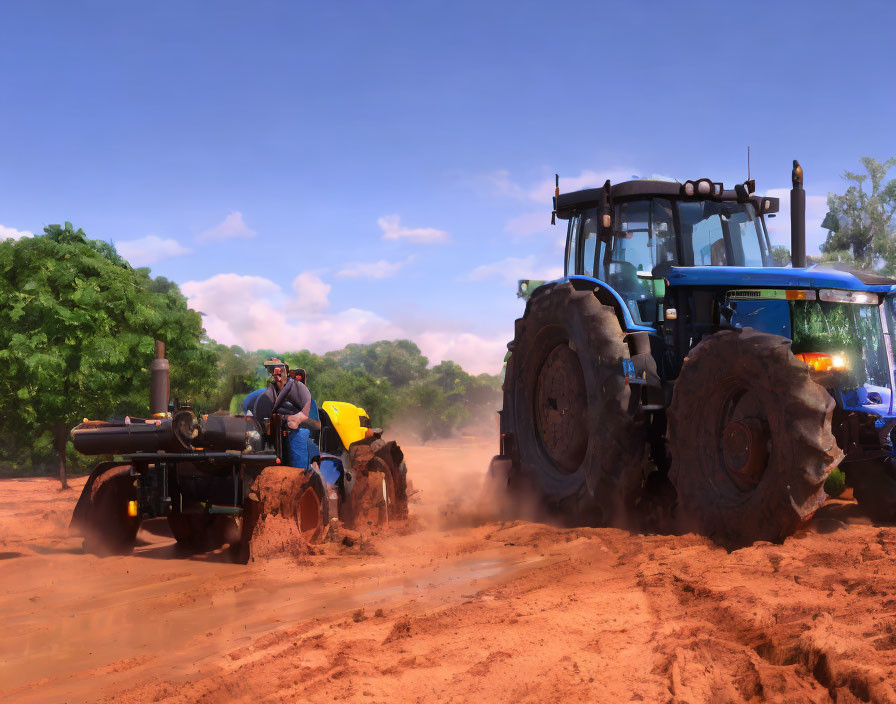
[668, 328, 843, 547]
[237, 466, 330, 562]
[503, 282, 651, 526]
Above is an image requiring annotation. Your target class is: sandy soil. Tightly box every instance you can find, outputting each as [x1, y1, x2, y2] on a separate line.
[2, 436, 896, 704]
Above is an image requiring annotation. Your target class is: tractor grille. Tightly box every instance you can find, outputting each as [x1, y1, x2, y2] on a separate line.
[727, 290, 763, 300]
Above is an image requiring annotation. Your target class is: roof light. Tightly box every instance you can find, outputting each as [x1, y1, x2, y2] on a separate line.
[697, 180, 712, 195]
[818, 289, 877, 304]
[683, 182, 695, 196]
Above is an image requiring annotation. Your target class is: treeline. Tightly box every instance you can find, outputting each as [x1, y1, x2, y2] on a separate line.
[203, 340, 502, 442]
[0, 224, 501, 482]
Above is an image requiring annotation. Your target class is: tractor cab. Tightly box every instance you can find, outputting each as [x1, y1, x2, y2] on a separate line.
[556, 179, 779, 326]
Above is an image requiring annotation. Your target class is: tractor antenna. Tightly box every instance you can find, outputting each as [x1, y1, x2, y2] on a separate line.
[747, 146, 751, 181]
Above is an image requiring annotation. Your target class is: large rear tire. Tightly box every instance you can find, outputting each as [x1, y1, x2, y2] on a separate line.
[503, 282, 651, 526]
[668, 328, 843, 547]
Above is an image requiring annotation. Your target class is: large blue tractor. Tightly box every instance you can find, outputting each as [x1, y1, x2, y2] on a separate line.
[493, 163, 896, 546]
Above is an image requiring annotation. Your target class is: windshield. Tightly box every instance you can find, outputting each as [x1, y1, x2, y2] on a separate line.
[679, 201, 768, 267]
[791, 300, 891, 404]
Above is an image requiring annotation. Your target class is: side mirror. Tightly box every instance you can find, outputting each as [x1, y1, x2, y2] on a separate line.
[599, 179, 613, 241]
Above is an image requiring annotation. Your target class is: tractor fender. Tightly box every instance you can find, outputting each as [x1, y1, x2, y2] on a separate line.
[564, 275, 656, 334]
[70, 460, 133, 532]
[522, 277, 661, 400]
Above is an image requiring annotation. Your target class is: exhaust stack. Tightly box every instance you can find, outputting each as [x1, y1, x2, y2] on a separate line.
[149, 339, 170, 415]
[790, 160, 806, 268]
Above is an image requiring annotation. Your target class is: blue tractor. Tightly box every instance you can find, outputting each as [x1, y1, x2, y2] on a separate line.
[493, 163, 896, 546]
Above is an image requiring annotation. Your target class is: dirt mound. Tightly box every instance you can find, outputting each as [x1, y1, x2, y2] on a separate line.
[240, 466, 323, 562]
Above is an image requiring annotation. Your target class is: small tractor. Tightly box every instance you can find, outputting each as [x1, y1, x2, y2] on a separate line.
[69, 345, 408, 560]
[492, 163, 896, 546]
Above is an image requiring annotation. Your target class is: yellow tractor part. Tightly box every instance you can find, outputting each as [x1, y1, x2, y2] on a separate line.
[321, 401, 370, 449]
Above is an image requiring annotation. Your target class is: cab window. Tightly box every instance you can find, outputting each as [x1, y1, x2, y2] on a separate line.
[581, 208, 601, 277]
[599, 199, 675, 324]
[679, 201, 767, 266]
[565, 213, 581, 276]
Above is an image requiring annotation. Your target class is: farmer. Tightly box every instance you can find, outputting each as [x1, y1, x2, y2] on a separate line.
[272, 368, 320, 468]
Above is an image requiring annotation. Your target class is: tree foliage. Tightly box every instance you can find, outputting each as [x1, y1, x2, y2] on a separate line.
[195, 340, 502, 445]
[283, 342, 501, 442]
[0, 224, 215, 482]
[819, 157, 896, 272]
[0, 226, 502, 480]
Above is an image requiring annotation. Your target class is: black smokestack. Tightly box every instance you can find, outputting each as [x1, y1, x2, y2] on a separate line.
[149, 339, 170, 415]
[790, 160, 806, 268]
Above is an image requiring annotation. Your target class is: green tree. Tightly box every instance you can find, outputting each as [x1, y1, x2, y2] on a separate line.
[283, 349, 398, 426]
[325, 340, 428, 387]
[820, 157, 896, 271]
[770, 246, 791, 266]
[0, 223, 215, 487]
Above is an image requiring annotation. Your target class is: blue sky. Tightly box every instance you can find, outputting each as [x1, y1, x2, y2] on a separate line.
[2, 1, 894, 373]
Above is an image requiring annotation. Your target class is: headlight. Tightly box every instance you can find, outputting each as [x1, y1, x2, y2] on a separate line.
[795, 352, 849, 372]
[818, 289, 878, 304]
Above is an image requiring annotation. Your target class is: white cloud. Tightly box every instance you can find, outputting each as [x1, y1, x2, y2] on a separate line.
[378, 214, 449, 244]
[468, 255, 563, 285]
[764, 188, 830, 256]
[196, 211, 256, 241]
[0, 224, 33, 240]
[115, 235, 191, 266]
[181, 272, 400, 354]
[290, 272, 331, 315]
[336, 255, 416, 279]
[181, 270, 511, 374]
[416, 331, 509, 376]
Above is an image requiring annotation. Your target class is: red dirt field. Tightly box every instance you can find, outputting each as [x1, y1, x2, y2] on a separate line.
[2, 436, 896, 703]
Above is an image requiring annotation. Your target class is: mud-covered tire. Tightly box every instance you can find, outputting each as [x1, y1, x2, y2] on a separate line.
[503, 282, 650, 526]
[79, 465, 140, 556]
[344, 439, 404, 529]
[370, 439, 409, 520]
[236, 466, 330, 563]
[848, 459, 896, 522]
[668, 328, 843, 547]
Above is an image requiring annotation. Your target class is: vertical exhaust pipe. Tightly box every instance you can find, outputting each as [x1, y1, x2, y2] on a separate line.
[149, 339, 170, 415]
[790, 160, 806, 268]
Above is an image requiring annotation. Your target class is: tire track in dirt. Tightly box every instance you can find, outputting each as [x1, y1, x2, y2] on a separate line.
[615, 519, 896, 704]
[5, 441, 896, 704]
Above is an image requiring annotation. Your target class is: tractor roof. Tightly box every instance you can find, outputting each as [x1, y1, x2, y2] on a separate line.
[665, 264, 896, 292]
[555, 180, 775, 217]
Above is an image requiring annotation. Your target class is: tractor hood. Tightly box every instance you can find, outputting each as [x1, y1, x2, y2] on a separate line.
[665, 265, 896, 293]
